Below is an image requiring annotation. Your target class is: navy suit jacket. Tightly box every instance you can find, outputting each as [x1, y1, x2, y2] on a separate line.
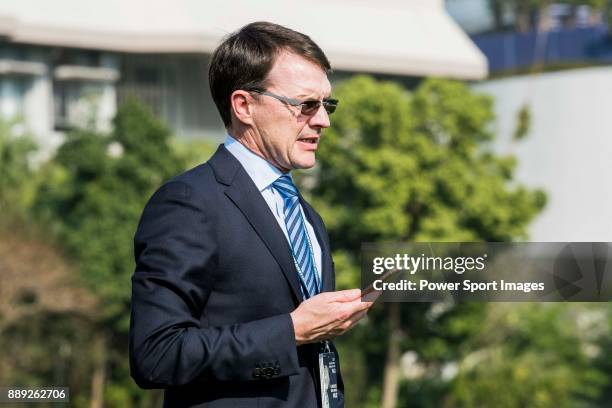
[129, 145, 344, 407]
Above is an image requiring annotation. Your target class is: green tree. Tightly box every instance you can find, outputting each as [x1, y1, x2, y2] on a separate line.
[306, 76, 547, 407]
[37, 99, 185, 328]
[0, 118, 37, 221]
[35, 99, 186, 407]
[447, 303, 608, 407]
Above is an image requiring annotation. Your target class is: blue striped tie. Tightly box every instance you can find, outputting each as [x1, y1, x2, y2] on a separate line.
[272, 174, 320, 298]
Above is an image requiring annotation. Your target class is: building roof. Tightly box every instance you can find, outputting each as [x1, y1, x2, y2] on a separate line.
[0, 0, 488, 79]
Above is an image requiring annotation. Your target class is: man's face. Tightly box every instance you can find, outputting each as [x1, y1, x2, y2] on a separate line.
[250, 51, 332, 173]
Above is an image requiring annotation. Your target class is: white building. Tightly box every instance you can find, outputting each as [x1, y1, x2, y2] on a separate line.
[473, 67, 612, 242]
[0, 0, 486, 152]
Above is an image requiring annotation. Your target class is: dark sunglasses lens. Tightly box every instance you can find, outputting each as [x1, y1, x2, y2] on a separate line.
[324, 99, 338, 114]
[301, 101, 321, 115]
[300, 99, 339, 115]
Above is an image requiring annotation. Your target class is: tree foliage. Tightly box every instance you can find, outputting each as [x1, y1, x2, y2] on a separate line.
[312, 76, 545, 247]
[35, 99, 186, 330]
[0, 119, 37, 220]
[30, 99, 188, 406]
[447, 303, 608, 407]
[306, 75, 608, 407]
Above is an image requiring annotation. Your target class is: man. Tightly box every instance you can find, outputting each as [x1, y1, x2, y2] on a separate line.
[129, 21, 373, 407]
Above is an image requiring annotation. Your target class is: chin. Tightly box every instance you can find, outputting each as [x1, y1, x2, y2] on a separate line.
[295, 158, 317, 170]
[290, 152, 317, 170]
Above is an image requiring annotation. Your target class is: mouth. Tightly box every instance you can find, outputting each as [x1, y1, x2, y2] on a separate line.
[297, 135, 319, 149]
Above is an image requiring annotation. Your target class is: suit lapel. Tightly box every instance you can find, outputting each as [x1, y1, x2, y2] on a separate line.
[209, 145, 304, 303]
[300, 197, 335, 293]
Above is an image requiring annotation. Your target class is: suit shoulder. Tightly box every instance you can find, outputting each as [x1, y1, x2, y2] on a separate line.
[145, 162, 219, 206]
[168, 161, 216, 190]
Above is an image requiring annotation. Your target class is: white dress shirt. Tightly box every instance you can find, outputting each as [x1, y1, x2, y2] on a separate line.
[224, 134, 323, 284]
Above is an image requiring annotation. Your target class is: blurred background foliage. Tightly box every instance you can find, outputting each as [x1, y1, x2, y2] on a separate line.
[0, 75, 610, 407]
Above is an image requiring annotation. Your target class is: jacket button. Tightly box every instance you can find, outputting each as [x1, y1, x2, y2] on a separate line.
[252, 368, 261, 379]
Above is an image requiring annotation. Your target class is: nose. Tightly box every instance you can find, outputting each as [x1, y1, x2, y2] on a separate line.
[308, 104, 331, 129]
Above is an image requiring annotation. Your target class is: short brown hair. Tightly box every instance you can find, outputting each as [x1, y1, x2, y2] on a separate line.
[208, 21, 331, 127]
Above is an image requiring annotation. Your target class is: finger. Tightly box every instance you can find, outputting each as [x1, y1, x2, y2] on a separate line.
[332, 289, 362, 302]
[349, 308, 369, 323]
[340, 309, 369, 332]
[345, 298, 375, 315]
[322, 312, 368, 340]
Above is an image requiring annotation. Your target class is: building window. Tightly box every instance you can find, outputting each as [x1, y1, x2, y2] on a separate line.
[117, 55, 178, 125]
[0, 77, 28, 120]
[53, 80, 104, 131]
[52, 63, 119, 131]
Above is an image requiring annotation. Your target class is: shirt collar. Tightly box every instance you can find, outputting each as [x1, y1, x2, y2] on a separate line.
[224, 134, 290, 191]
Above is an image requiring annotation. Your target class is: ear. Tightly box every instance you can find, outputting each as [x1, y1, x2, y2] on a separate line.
[230, 90, 256, 126]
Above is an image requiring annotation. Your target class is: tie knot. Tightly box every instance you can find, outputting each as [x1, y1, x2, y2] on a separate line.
[272, 174, 298, 198]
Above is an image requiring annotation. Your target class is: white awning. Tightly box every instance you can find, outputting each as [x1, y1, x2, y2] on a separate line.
[0, 0, 488, 80]
[0, 58, 46, 75]
[54, 65, 120, 82]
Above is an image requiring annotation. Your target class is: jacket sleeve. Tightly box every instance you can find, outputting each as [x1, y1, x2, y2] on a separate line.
[129, 181, 300, 388]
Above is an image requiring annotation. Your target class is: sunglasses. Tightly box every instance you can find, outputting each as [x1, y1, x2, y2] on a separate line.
[250, 89, 339, 115]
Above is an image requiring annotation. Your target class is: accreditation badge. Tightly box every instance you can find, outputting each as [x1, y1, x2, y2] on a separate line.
[319, 341, 341, 408]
